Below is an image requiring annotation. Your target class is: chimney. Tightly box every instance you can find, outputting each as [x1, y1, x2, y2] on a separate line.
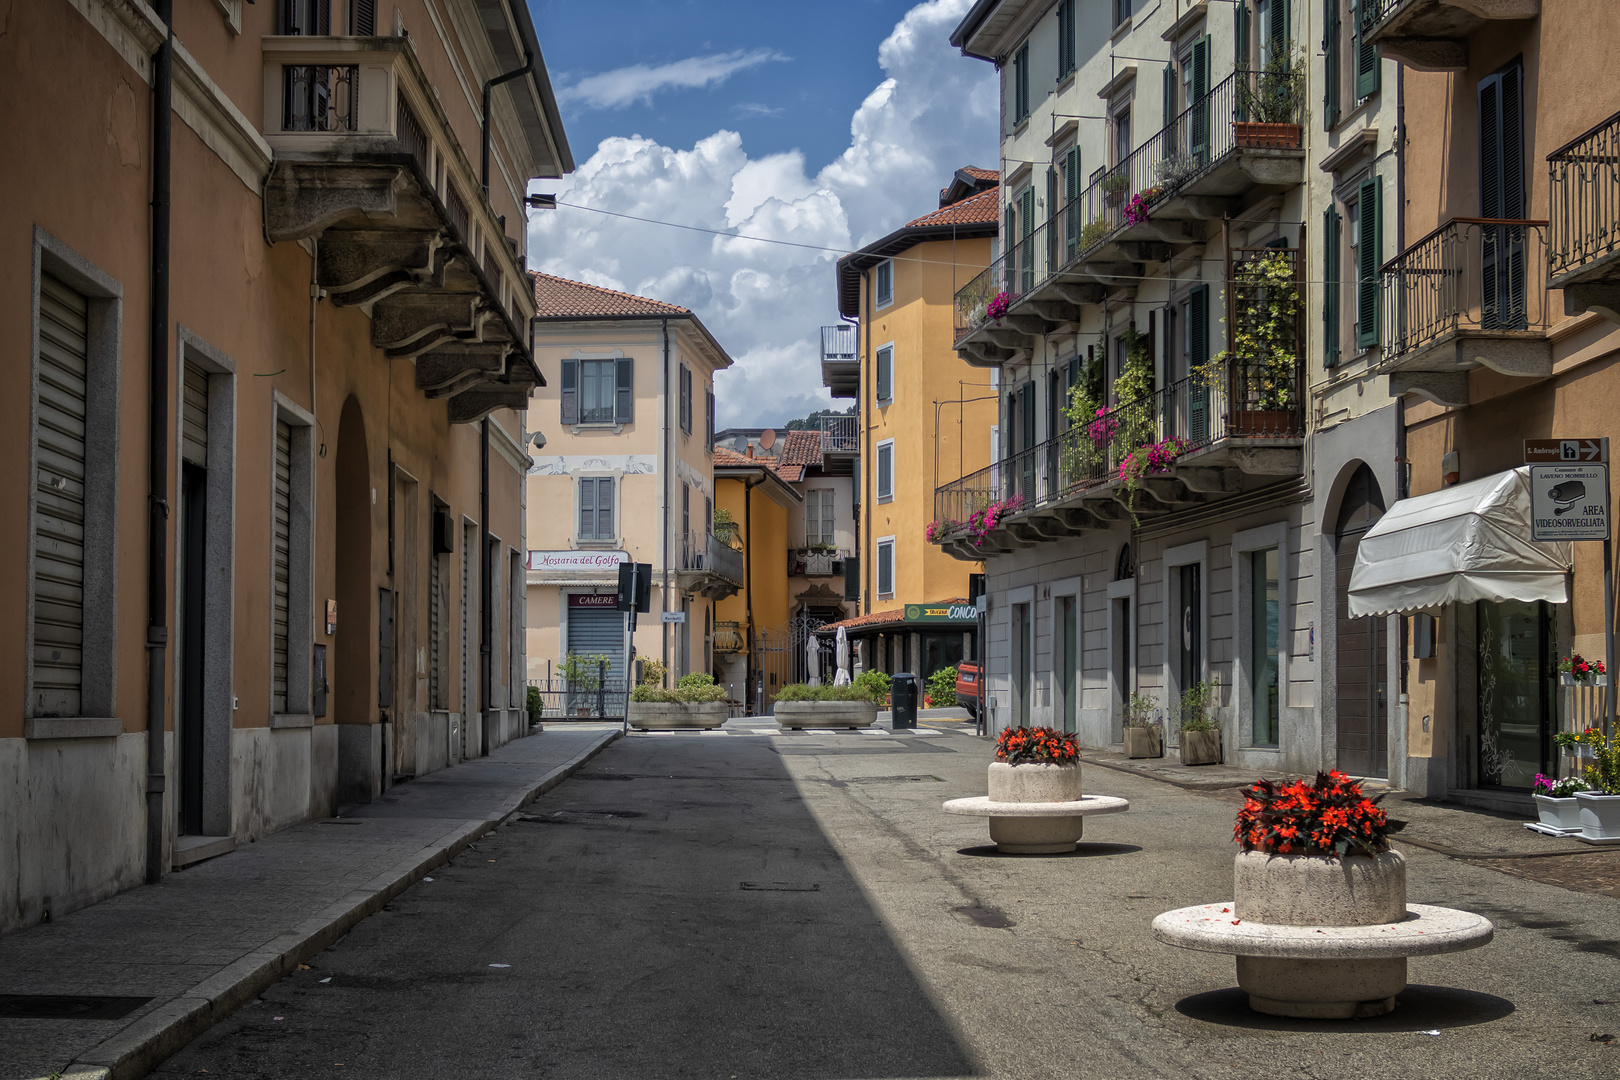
[745, 444, 754, 458]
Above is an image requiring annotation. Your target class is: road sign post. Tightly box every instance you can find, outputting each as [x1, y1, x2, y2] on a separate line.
[1527, 439, 1614, 736]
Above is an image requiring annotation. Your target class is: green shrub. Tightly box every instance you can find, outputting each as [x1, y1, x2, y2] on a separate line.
[631, 672, 727, 704]
[1180, 680, 1219, 731]
[638, 658, 668, 687]
[525, 684, 543, 726]
[852, 669, 891, 702]
[774, 683, 877, 703]
[925, 666, 958, 708]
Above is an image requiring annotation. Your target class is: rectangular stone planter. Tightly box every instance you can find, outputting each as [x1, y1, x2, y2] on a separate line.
[1179, 729, 1223, 766]
[774, 700, 877, 729]
[1575, 791, 1620, 842]
[1533, 794, 1583, 832]
[1124, 727, 1162, 759]
[628, 701, 729, 730]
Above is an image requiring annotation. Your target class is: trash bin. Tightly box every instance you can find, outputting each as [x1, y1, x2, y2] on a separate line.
[890, 672, 919, 730]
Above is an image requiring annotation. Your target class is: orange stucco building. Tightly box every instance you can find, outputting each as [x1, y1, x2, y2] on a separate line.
[0, 0, 570, 934]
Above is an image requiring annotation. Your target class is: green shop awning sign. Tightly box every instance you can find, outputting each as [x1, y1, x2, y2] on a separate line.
[904, 603, 978, 624]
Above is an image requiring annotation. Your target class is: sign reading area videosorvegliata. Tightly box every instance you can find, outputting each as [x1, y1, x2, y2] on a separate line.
[1529, 464, 1609, 541]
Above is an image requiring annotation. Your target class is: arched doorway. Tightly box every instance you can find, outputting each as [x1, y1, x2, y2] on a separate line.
[1335, 464, 1387, 778]
[334, 396, 376, 801]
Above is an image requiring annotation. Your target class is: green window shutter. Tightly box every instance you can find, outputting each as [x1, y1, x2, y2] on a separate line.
[1270, 0, 1290, 51]
[614, 357, 634, 424]
[1163, 63, 1176, 128]
[560, 356, 578, 424]
[1063, 146, 1081, 258]
[1020, 187, 1035, 239]
[1356, 176, 1381, 349]
[1191, 36, 1211, 158]
[1323, 0, 1341, 128]
[1021, 384, 1036, 449]
[1234, 4, 1251, 122]
[1353, 0, 1380, 99]
[1189, 285, 1209, 442]
[1323, 205, 1341, 367]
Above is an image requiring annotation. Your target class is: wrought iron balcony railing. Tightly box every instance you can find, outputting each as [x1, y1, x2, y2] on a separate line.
[1548, 109, 1620, 283]
[283, 65, 357, 132]
[682, 531, 744, 586]
[1380, 217, 1550, 364]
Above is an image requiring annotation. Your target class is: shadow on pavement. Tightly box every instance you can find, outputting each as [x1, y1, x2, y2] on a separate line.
[1173, 984, 1516, 1032]
[954, 842, 1143, 859]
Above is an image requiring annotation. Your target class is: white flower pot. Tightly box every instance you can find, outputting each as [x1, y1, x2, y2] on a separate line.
[1533, 794, 1583, 832]
[1560, 674, 1608, 687]
[1575, 791, 1620, 841]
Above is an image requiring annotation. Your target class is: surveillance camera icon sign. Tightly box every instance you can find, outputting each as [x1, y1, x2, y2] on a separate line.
[1548, 479, 1586, 516]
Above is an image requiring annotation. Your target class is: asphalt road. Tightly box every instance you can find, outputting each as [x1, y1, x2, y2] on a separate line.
[154, 721, 1620, 1079]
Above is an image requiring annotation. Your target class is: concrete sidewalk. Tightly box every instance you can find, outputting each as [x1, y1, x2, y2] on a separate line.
[0, 725, 620, 1080]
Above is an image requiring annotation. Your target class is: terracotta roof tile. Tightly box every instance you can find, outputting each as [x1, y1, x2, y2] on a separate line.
[961, 167, 998, 182]
[531, 272, 689, 318]
[779, 429, 824, 467]
[712, 447, 752, 468]
[712, 446, 803, 482]
[905, 185, 1000, 229]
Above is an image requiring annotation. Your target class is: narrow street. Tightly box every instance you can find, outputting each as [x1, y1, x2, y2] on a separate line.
[154, 721, 1620, 1080]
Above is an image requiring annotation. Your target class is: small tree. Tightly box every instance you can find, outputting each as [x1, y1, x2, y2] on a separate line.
[925, 666, 958, 708]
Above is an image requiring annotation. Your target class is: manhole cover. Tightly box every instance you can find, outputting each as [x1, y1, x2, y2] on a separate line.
[740, 881, 820, 892]
[0, 994, 152, 1020]
[841, 774, 945, 785]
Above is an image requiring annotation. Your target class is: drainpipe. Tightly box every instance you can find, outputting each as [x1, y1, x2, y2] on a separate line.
[661, 319, 672, 677]
[481, 5, 533, 196]
[146, 1, 174, 885]
[480, 417, 492, 751]
[744, 476, 756, 701]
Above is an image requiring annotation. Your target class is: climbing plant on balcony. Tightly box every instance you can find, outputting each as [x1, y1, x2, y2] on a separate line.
[1198, 248, 1301, 412]
[1060, 354, 1107, 481]
[1112, 328, 1158, 453]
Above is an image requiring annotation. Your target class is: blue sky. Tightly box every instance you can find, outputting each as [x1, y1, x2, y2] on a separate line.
[525, 0, 999, 428]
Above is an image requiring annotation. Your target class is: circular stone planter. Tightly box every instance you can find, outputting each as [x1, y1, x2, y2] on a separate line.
[774, 700, 878, 730]
[1152, 850, 1493, 1018]
[627, 701, 729, 730]
[943, 761, 1129, 853]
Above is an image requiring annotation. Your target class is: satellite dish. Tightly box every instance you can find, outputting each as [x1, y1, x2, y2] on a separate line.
[732, 435, 749, 453]
[759, 428, 776, 450]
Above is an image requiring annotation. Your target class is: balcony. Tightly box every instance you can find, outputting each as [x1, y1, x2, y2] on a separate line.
[953, 70, 1305, 364]
[821, 324, 860, 397]
[789, 546, 849, 577]
[815, 414, 859, 454]
[679, 531, 744, 599]
[714, 621, 746, 654]
[1378, 218, 1552, 406]
[935, 246, 1306, 557]
[1361, 0, 1539, 71]
[1549, 109, 1620, 320]
[260, 37, 537, 424]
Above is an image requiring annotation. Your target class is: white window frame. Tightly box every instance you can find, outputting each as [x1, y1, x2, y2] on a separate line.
[874, 259, 894, 309]
[876, 535, 896, 599]
[1233, 522, 1291, 753]
[875, 342, 895, 403]
[875, 438, 895, 503]
[805, 488, 835, 547]
[576, 474, 617, 544]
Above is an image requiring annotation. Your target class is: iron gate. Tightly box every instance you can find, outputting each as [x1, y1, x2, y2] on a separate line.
[753, 613, 838, 712]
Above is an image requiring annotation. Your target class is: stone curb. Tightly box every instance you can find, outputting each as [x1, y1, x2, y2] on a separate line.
[50, 730, 620, 1080]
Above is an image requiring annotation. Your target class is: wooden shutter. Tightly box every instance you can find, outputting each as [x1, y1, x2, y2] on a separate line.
[1191, 36, 1211, 157]
[33, 273, 90, 716]
[560, 357, 578, 424]
[1480, 64, 1525, 220]
[613, 357, 634, 424]
[1189, 285, 1209, 442]
[1163, 64, 1175, 128]
[679, 365, 692, 432]
[598, 479, 615, 539]
[877, 443, 892, 500]
[706, 390, 715, 447]
[1324, 205, 1342, 367]
[378, 586, 394, 708]
[1353, 0, 1379, 99]
[1270, 0, 1290, 50]
[1063, 147, 1081, 259]
[1356, 176, 1381, 349]
[182, 363, 208, 466]
[1323, 0, 1341, 128]
[351, 0, 375, 34]
[876, 346, 892, 401]
[1235, 3, 1250, 119]
[272, 419, 293, 712]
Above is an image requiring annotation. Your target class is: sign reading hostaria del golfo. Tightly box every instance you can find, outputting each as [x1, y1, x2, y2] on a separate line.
[903, 602, 978, 624]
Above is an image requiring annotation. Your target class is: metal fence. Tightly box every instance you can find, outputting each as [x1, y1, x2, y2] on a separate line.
[525, 676, 627, 720]
[816, 414, 859, 452]
[680, 530, 744, 586]
[1548, 109, 1620, 280]
[283, 65, 358, 132]
[1380, 217, 1549, 364]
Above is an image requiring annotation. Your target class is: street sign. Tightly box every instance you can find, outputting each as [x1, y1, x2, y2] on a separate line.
[1525, 438, 1607, 463]
[1529, 464, 1609, 541]
[661, 611, 687, 624]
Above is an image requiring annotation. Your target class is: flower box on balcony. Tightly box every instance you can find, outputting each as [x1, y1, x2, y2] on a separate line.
[1232, 122, 1302, 150]
[1228, 410, 1294, 438]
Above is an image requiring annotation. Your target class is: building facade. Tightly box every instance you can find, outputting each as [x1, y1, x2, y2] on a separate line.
[1353, 0, 1620, 810]
[828, 166, 1000, 677]
[2, 0, 569, 934]
[939, 0, 1409, 780]
[525, 275, 738, 702]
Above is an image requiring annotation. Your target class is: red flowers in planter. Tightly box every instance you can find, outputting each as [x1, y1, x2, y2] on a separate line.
[996, 726, 1080, 765]
[1234, 771, 1405, 858]
[1558, 653, 1606, 681]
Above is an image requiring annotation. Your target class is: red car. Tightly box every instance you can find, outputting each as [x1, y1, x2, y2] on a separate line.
[955, 662, 982, 717]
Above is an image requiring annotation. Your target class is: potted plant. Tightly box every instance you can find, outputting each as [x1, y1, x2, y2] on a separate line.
[1124, 691, 1163, 758]
[942, 726, 1130, 853]
[1154, 153, 1199, 191]
[1101, 171, 1130, 207]
[1178, 679, 1222, 765]
[712, 507, 738, 545]
[1079, 215, 1112, 251]
[628, 672, 730, 730]
[1122, 191, 1152, 227]
[985, 290, 1013, 322]
[1563, 726, 1620, 841]
[772, 681, 880, 729]
[1234, 48, 1305, 150]
[1558, 653, 1608, 686]
[1204, 248, 1299, 437]
[1532, 771, 1587, 832]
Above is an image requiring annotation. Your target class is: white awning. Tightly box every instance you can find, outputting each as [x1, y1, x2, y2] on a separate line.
[1346, 467, 1572, 618]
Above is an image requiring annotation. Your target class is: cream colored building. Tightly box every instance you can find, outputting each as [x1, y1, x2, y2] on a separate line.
[525, 275, 738, 702]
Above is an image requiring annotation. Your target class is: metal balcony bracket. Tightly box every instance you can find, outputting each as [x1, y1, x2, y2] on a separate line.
[370, 293, 481, 352]
[1228, 446, 1304, 476]
[416, 342, 509, 394]
[263, 162, 407, 244]
[319, 230, 446, 305]
[1178, 466, 1243, 494]
[1564, 282, 1620, 323]
[1389, 369, 1470, 408]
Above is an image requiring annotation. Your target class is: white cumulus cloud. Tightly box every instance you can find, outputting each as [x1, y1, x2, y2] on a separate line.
[559, 49, 788, 111]
[529, 0, 997, 429]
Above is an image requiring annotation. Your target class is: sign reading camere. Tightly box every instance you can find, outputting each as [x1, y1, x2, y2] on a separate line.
[1529, 464, 1609, 541]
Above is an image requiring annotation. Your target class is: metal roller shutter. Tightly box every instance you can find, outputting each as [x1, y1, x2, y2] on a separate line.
[429, 552, 443, 709]
[33, 273, 89, 717]
[182, 363, 208, 466]
[272, 419, 293, 712]
[566, 606, 625, 688]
